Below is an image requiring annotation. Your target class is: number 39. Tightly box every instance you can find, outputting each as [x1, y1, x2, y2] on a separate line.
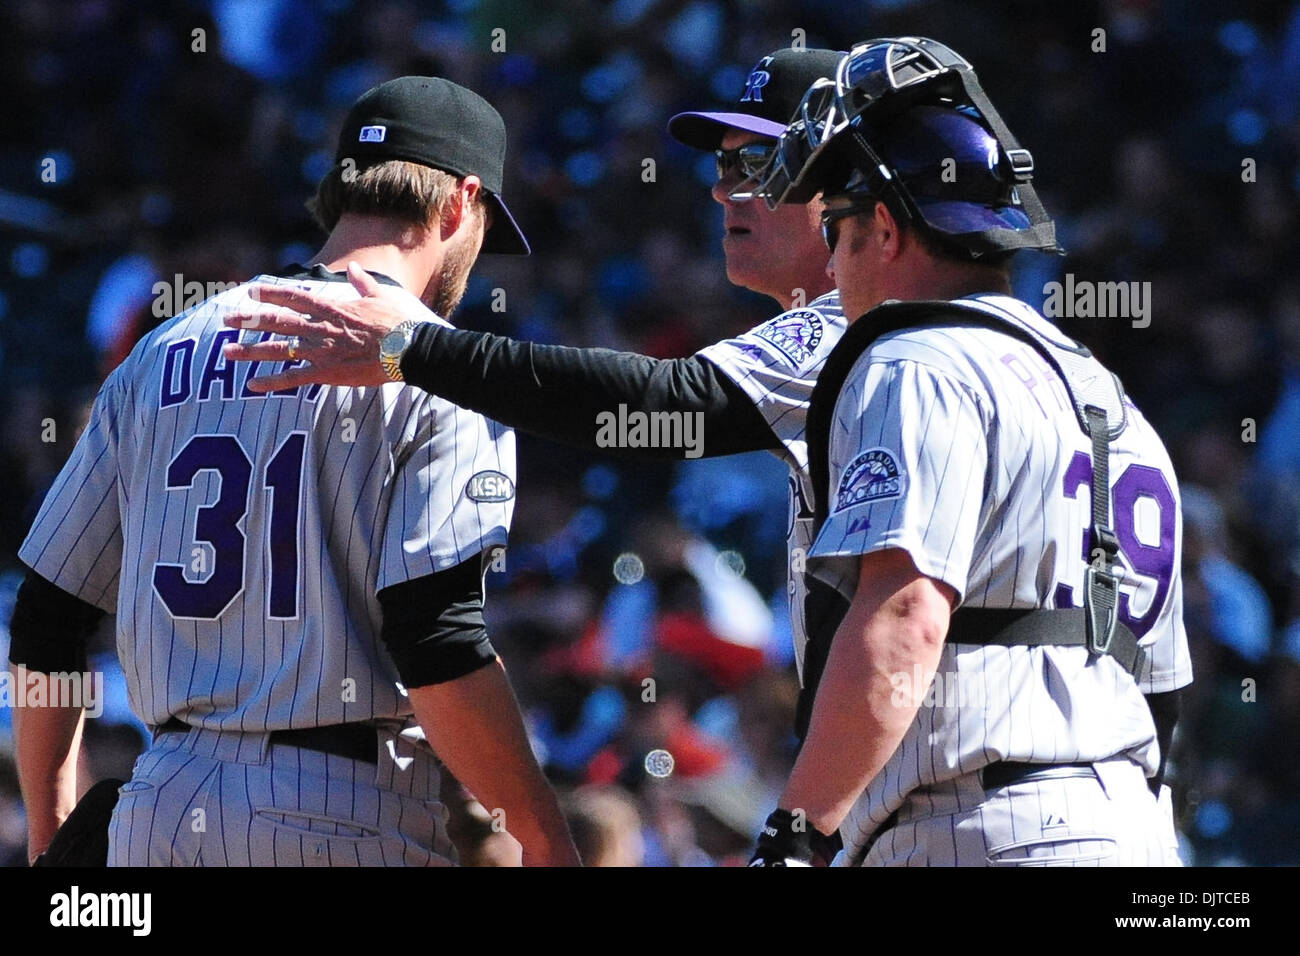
[1054, 450, 1176, 639]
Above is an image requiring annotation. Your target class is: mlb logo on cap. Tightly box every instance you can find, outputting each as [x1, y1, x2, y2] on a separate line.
[337, 76, 531, 254]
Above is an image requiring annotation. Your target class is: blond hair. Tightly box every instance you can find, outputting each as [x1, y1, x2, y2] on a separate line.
[307, 159, 483, 233]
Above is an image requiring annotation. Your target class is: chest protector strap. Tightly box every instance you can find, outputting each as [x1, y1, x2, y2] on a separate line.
[795, 298, 1147, 740]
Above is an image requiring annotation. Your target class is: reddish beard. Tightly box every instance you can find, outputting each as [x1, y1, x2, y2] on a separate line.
[424, 211, 484, 318]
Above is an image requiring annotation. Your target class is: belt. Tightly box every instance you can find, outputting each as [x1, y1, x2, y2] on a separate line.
[157, 717, 380, 765]
[850, 761, 1101, 866]
[980, 760, 1096, 790]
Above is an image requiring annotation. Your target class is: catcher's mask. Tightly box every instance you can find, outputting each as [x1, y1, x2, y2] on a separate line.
[749, 36, 1063, 259]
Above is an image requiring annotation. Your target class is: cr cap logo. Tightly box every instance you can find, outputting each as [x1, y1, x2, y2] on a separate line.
[465, 470, 515, 503]
[359, 125, 387, 143]
[834, 448, 903, 513]
[740, 57, 773, 103]
[755, 309, 824, 367]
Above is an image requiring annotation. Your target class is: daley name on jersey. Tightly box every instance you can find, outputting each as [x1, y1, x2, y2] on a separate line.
[157, 330, 322, 408]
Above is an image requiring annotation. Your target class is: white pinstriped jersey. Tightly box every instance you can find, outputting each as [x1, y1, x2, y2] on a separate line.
[20, 271, 515, 731]
[696, 290, 848, 677]
[807, 294, 1191, 858]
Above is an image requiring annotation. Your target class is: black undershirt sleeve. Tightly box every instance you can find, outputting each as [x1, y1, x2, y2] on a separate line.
[377, 554, 498, 688]
[1145, 688, 1181, 795]
[400, 324, 782, 459]
[7, 570, 100, 674]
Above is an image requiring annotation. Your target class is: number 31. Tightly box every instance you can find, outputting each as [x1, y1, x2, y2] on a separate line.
[152, 433, 306, 620]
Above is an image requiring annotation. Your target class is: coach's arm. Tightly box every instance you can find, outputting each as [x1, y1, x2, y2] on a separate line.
[7, 570, 103, 863]
[221, 264, 780, 459]
[779, 548, 955, 836]
[378, 555, 580, 866]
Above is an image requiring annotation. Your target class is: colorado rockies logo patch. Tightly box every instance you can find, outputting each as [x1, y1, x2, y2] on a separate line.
[834, 448, 903, 513]
[755, 310, 824, 368]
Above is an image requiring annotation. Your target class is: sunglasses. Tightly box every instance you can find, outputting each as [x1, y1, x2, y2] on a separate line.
[820, 198, 878, 252]
[715, 142, 777, 182]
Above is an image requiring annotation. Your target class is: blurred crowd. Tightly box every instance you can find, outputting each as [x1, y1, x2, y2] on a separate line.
[1, 0, 1298, 866]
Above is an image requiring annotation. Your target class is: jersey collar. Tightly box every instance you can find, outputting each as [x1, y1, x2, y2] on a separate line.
[272, 263, 404, 288]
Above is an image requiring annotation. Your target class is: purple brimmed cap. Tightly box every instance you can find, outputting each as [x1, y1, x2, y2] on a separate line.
[668, 48, 844, 150]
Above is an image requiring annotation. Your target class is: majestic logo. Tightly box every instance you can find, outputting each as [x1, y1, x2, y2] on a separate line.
[834, 448, 903, 513]
[755, 310, 824, 367]
[740, 57, 773, 103]
[465, 471, 515, 503]
[847, 515, 872, 535]
[359, 125, 387, 143]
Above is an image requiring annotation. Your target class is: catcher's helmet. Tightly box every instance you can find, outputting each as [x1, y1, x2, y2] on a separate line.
[752, 36, 1062, 259]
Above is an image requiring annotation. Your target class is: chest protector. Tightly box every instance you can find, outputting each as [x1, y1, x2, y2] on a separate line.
[796, 297, 1148, 739]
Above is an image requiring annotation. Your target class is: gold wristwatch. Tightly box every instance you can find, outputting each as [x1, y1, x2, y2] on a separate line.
[379, 320, 425, 382]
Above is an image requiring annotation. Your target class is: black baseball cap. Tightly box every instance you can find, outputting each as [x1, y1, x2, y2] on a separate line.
[336, 76, 529, 255]
[668, 48, 844, 150]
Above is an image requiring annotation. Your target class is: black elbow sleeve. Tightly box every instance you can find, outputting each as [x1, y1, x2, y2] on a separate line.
[401, 324, 780, 457]
[377, 557, 498, 688]
[1145, 688, 1182, 794]
[8, 570, 101, 674]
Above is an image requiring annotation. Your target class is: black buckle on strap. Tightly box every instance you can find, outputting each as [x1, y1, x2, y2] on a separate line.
[1091, 524, 1120, 562]
[1085, 565, 1121, 657]
[1006, 148, 1034, 181]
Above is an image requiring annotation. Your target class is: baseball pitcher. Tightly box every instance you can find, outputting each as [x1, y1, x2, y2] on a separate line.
[8, 77, 578, 867]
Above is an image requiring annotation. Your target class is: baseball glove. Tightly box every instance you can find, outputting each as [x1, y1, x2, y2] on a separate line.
[31, 778, 124, 867]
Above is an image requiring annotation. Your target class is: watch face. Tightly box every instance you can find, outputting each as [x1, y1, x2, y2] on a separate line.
[380, 327, 409, 358]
